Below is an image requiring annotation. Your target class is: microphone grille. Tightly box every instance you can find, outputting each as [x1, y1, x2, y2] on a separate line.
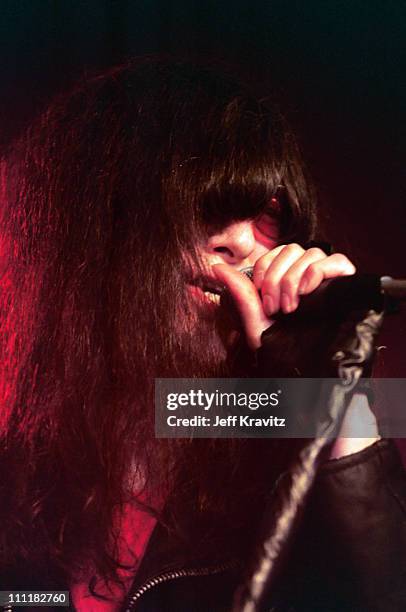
[240, 266, 254, 282]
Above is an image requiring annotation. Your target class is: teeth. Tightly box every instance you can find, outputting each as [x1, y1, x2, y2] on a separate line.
[204, 291, 221, 304]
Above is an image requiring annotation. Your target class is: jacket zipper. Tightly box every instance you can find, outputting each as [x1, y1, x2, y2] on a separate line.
[124, 560, 237, 611]
[1, 563, 237, 612]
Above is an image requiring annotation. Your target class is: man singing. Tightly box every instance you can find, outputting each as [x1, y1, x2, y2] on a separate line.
[0, 58, 405, 611]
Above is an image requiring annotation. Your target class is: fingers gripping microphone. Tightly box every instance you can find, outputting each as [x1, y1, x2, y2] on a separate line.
[224, 271, 406, 319]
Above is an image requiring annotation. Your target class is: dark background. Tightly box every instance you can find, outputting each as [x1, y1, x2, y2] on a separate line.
[1, 0, 405, 375]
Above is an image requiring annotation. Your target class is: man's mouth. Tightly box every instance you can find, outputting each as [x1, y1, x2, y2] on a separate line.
[188, 276, 225, 306]
[202, 289, 221, 305]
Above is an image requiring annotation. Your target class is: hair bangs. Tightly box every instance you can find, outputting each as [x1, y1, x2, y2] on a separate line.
[163, 86, 315, 247]
[199, 158, 281, 233]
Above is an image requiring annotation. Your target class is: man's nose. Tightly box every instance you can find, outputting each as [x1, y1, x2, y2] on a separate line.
[205, 221, 259, 266]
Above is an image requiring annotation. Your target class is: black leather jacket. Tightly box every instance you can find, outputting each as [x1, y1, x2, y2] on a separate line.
[123, 438, 406, 612]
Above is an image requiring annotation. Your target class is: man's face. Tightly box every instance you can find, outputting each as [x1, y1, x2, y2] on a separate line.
[190, 210, 280, 309]
[179, 209, 280, 374]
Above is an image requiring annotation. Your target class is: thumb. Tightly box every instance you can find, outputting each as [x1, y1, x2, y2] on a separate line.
[212, 263, 272, 350]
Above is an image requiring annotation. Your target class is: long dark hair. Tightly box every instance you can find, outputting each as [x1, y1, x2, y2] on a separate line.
[0, 58, 316, 594]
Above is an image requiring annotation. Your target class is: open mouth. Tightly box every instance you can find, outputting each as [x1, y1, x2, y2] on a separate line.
[188, 276, 225, 306]
[201, 289, 221, 305]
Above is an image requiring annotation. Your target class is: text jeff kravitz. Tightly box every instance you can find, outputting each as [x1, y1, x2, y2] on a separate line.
[166, 414, 286, 427]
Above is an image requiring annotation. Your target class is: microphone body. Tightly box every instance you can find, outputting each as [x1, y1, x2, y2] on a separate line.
[276, 274, 385, 320]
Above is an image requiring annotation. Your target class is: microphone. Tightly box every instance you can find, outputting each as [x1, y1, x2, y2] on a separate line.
[221, 270, 406, 320]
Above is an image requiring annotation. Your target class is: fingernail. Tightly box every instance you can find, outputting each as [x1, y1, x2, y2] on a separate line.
[263, 294, 275, 316]
[298, 278, 308, 294]
[281, 292, 292, 313]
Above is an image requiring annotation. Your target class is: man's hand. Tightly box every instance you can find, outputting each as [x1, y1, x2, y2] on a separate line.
[212, 244, 379, 458]
[212, 243, 356, 350]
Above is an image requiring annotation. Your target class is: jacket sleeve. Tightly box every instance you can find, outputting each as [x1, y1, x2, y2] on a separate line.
[283, 438, 406, 611]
